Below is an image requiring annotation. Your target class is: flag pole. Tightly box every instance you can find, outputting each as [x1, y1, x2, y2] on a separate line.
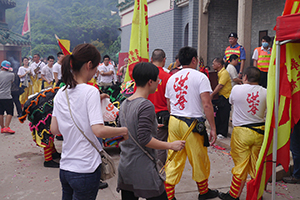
[29, 30, 32, 56]
[28, 1, 31, 56]
[272, 40, 280, 200]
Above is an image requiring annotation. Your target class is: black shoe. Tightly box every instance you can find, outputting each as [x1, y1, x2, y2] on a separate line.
[56, 135, 63, 141]
[198, 189, 219, 200]
[44, 160, 59, 168]
[99, 181, 108, 189]
[171, 198, 177, 200]
[282, 176, 300, 184]
[52, 152, 61, 159]
[219, 192, 239, 200]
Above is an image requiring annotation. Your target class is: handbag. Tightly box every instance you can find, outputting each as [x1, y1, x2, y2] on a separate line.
[121, 99, 166, 181]
[65, 89, 116, 181]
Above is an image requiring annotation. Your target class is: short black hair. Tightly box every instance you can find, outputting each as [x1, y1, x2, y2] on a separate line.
[47, 55, 55, 60]
[213, 57, 225, 66]
[243, 66, 261, 83]
[22, 57, 28, 62]
[151, 49, 165, 62]
[57, 52, 64, 57]
[262, 36, 271, 43]
[178, 46, 197, 66]
[34, 54, 40, 58]
[103, 55, 110, 60]
[229, 54, 239, 62]
[133, 62, 159, 87]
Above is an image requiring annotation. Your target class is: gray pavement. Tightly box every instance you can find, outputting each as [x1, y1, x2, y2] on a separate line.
[1, 115, 300, 200]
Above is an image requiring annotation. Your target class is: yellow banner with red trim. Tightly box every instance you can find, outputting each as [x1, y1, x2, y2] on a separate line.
[246, 1, 300, 198]
[124, 0, 149, 82]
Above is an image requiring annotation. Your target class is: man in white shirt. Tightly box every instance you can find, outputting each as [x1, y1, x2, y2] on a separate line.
[164, 47, 218, 200]
[41, 56, 55, 89]
[53, 52, 64, 86]
[30, 54, 46, 93]
[98, 55, 115, 88]
[219, 67, 267, 200]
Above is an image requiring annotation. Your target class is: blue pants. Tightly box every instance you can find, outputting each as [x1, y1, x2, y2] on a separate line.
[59, 164, 101, 200]
[291, 120, 300, 179]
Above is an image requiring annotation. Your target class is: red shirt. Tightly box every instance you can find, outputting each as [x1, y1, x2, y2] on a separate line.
[148, 67, 171, 113]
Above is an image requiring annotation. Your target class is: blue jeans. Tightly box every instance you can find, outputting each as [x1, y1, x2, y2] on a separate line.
[59, 164, 101, 200]
[291, 120, 300, 179]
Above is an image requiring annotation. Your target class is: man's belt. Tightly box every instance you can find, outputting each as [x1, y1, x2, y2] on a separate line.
[172, 115, 210, 147]
[240, 122, 265, 135]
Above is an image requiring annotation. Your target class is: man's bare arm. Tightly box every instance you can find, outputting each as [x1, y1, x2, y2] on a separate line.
[200, 92, 217, 145]
[210, 84, 223, 99]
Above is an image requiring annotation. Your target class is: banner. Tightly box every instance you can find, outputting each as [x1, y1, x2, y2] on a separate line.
[123, 0, 149, 82]
[22, 2, 30, 36]
[246, 1, 300, 199]
[55, 34, 71, 55]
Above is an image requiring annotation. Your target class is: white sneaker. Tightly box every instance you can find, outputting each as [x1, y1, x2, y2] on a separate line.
[217, 134, 225, 139]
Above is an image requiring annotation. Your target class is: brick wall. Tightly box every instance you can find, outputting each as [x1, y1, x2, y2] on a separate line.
[120, 10, 175, 66]
[207, 0, 238, 66]
[250, 0, 285, 64]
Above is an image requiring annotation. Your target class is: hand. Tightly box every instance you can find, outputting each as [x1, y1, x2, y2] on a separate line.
[170, 140, 186, 151]
[238, 73, 242, 79]
[209, 129, 217, 145]
[157, 124, 164, 129]
[27, 70, 31, 74]
[121, 127, 129, 141]
[47, 81, 51, 84]
[100, 93, 110, 100]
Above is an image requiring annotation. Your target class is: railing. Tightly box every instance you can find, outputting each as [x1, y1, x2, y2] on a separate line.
[175, 0, 189, 7]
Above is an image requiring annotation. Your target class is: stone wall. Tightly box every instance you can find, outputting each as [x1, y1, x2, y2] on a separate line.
[207, 0, 238, 66]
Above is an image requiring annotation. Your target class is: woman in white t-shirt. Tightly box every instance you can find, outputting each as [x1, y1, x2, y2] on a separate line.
[18, 57, 34, 105]
[226, 54, 242, 87]
[50, 44, 128, 200]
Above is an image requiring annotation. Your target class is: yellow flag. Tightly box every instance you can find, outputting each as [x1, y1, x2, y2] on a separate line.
[247, 1, 300, 198]
[55, 34, 71, 55]
[124, 0, 149, 82]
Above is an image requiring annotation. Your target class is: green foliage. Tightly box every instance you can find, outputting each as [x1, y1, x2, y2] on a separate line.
[6, 0, 121, 61]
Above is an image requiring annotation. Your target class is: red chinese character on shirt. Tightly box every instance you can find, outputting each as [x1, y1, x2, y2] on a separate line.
[246, 91, 260, 115]
[173, 72, 190, 110]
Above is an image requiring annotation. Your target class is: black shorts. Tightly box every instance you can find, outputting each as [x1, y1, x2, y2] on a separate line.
[0, 99, 14, 115]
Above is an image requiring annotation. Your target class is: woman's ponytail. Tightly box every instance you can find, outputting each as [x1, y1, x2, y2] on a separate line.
[61, 43, 101, 89]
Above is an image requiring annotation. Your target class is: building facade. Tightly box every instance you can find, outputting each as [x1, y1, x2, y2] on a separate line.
[0, 0, 30, 64]
[118, 0, 285, 67]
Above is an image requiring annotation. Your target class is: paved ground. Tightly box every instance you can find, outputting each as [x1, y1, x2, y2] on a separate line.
[1, 115, 300, 200]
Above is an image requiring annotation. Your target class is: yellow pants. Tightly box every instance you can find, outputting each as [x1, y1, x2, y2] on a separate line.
[33, 78, 42, 94]
[19, 83, 32, 105]
[165, 116, 210, 185]
[230, 126, 264, 180]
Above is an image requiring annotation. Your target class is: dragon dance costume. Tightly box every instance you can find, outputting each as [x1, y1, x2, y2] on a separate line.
[18, 81, 135, 164]
[19, 87, 60, 165]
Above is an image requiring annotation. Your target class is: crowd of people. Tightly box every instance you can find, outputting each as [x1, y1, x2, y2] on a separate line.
[0, 31, 299, 200]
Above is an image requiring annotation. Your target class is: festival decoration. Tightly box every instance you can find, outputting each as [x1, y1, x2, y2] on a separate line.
[247, 1, 300, 199]
[123, 0, 149, 82]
